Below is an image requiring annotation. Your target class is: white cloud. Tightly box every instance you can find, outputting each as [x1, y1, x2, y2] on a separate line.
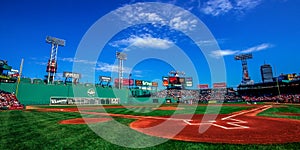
[201, 0, 233, 16]
[115, 3, 198, 32]
[59, 57, 142, 75]
[209, 49, 239, 58]
[200, 0, 263, 16]
[241, 43, 272, 53]
[235, 0, 262, 11]
[138, 12, 164, 23]
[110, 34, 173, 50]
[210, 43, 272, 58]
[95, 62, 131, 74]
[59, 57, 96, 65]
[169, 17, 198, 31]
[196, 38, 227, 46]
[134, 74, 144, 78]
[35, 62, 47, 66]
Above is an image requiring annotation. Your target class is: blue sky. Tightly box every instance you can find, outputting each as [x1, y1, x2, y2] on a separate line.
[0, 0, 299, 89]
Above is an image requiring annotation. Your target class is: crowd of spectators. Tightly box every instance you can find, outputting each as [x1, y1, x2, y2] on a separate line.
[152, 89, 242, 104]
[242, 94, 300, 103]
[153, 89, 198, 99]
[0, 90, 24, 110]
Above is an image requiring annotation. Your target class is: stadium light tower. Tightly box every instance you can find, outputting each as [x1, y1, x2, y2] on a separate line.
[235, 53, 253, 85]
[116, 52, 127, 89]
[45, 36, 65, 84]
[168, 71, 185, 77]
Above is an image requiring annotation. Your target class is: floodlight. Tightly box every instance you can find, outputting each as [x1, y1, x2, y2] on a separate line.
[116, 52, 127, 60]
[46, 36, 66, 46]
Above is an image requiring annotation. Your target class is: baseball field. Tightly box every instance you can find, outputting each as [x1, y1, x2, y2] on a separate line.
[1, 103, 300, 149]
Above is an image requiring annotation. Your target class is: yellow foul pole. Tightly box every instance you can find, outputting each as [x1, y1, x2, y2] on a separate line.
[15, 58, 24, 97]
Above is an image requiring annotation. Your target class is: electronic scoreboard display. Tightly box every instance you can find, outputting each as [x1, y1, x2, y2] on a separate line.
[169, 77, 180, 84]
[163, 77, 169, 86]
[162, 76, 193, 88]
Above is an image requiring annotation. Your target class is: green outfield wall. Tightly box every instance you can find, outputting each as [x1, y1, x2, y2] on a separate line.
[0, 82, 165, 105]
[0, 83, 129, 105]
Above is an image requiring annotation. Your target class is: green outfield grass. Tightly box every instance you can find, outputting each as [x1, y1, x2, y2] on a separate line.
[0, 110, 299, 150]
[258, 104, 300, 120]
[89, 105, 253, 116]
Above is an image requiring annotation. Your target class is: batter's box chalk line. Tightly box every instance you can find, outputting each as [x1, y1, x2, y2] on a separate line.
[183, 118, 249, 130]
[182, 105, 272, 130]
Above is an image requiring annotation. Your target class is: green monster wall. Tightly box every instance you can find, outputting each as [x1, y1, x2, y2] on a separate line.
[0, 82, 165, 105]
[0, 82, 129, 105]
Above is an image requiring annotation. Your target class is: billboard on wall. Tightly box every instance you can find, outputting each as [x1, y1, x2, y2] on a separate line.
[142, 80, 152, 86]
[99, 76, 111, 82]
[63, 72, 81, 79]
[185, 77, 193, 87]
[135, 80, 154, 86]
[114, 78, 134, 86]
[213, 82, 227, 88]
[152, 82, 158, 87]
[198, 84, 209, 89]
[135, 80, 142, 86]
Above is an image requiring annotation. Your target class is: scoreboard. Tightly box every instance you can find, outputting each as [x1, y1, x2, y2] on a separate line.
[162, 76, 193, 88]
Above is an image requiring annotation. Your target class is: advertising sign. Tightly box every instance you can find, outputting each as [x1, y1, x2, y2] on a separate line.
[185, 77, 193, 87]
[213, 82, 227, 88]
[152, 82, 158, 87]
[142, 80, 152, 86]
[100, 76, 111, 82]
[63, 72, 81, 79]
[135, 80, 143, 86]
[198, 84, 209, 89]
[114, 78, 134, 86]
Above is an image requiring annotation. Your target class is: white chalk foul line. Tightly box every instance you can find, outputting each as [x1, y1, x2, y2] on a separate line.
[218, 118, 249, 130]
[221, 105, 272, 120]
[183, 105, 272, 130]
[183, 118, 249, 130]
[183, 120, 216, 126]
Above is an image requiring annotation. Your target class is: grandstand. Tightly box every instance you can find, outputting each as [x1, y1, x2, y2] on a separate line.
[0, 90, 24, 110]
[0, 60, 17, 83]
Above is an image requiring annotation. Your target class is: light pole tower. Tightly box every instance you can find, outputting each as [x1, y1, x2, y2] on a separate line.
[168, 71, 185, 77]
[46, 36, 65, 84]
[116, 52, 127, 89]
[235, 53, 253, 85]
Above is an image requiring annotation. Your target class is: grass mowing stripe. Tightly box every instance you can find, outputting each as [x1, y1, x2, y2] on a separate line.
[0, 111, 49, 149]
[134, 107, 146, 113]
[258, 105, 300, 120]
[97, 106, 252, 117]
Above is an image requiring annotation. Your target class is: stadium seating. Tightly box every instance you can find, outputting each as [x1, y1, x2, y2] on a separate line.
[0, 90, 24, 110]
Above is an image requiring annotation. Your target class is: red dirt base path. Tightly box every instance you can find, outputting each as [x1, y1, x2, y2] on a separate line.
[59, 118, 112, 124]
[130, 105, 300, 144]
[152, 106, 184, 110]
